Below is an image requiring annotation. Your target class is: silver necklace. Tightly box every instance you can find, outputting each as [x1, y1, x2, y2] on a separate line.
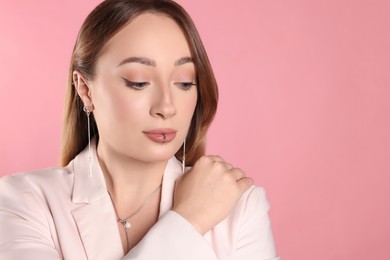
[107, 184, 162, 252]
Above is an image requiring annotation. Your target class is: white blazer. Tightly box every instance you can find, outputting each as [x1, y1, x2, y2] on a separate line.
[0, 141, 279, 260]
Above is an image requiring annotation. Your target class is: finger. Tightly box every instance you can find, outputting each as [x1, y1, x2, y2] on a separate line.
[236, 177, 253, 193]
[224, 163, 234, 170]
[207, 155, 225, 163]
[229, 168, 245, 180]
[206, 156, 234, 170]
[218, 162, 233, 171]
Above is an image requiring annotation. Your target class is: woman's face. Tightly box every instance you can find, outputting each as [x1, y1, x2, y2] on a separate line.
[87, 13, 197, 163]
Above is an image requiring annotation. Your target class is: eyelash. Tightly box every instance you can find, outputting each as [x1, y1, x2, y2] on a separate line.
[122, 77, 196, 91]
[175, 82, 196, 91]
[122, 78, 150, 90]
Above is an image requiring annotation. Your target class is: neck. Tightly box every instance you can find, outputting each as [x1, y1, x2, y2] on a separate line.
[97, 140, 167, 205]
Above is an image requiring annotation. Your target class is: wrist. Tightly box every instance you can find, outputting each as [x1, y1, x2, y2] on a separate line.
[172, 208, 208, 235]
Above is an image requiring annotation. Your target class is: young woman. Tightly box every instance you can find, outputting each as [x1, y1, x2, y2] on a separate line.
[0, 0, 279, 259]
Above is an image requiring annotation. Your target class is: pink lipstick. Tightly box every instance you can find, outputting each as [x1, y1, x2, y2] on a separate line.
[143, 128, 177, 143]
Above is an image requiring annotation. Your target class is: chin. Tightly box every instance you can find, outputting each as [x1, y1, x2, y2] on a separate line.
[134, 145, 180, 163]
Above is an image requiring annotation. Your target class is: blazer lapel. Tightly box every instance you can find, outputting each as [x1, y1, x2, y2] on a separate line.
[71, 140, 123, 259]
[70, 140, 185, 259]
[72, 198, 123, 260]
[159, 157, 184, 217]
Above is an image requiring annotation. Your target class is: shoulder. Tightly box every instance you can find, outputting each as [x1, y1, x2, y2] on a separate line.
[0, 163, 74, 204]
[210, 185, 272, 233]
[0, 164, 75, 232]
[235, 185, 271, 233]
[1, 164, 73, 185]
[205, 185, 276, 258]
[210, 185, 273, 235]
[240, 185, 270, 215]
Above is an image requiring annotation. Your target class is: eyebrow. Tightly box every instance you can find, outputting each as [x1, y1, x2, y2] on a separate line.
[118, 57, 155, 67]
[174, 57, 193, 66]
[117, 56, 193, 67]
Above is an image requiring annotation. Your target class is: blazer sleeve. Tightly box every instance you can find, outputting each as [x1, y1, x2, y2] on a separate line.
[0, 175, 62, 260]
[125, 211, 218, 259]
[235, 186, 280, 260]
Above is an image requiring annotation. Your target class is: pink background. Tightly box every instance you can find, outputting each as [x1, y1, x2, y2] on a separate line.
[1, 1, 389, 259]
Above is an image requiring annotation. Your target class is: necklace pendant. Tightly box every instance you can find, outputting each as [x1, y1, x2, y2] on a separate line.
[124, 221, 131, 230]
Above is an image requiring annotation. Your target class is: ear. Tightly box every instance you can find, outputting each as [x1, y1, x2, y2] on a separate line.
[73, 70, 94, 112]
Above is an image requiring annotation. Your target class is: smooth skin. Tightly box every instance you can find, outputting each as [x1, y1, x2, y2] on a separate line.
[73, 13, 252, 254]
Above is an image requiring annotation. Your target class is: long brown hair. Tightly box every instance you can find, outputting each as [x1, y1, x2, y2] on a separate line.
[61, 0, 218, 166]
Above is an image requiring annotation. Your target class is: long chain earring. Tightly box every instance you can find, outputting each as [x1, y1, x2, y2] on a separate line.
[83, 106, 92, 178]
[182, 138, 186, 174]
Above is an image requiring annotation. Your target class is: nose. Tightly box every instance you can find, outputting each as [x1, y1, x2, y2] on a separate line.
[150, 83, 177, 119]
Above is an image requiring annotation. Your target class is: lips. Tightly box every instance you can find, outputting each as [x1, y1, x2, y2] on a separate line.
[143, 128, 177, 143]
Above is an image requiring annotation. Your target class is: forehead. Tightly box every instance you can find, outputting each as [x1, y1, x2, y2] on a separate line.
[99, 12, 192, 64]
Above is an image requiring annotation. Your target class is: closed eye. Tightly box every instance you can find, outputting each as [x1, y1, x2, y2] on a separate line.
[175, 82, 196, 90]
[122, 77, 150, 90]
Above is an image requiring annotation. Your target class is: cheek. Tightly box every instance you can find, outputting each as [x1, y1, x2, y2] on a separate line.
[188, 95, 198, 116]
[178, 90, 198, 122]
[93, 83, 147, 127]
[110, 94, 151, 128]
[113, 92, 138, 114]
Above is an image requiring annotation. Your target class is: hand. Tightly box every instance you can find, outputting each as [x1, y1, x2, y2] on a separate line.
[172, 155, 253, 235]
